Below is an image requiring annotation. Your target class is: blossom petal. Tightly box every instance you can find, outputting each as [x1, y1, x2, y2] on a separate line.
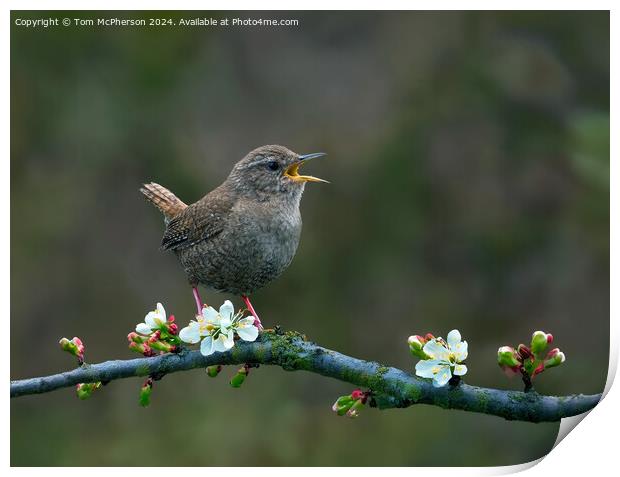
[144, 311, 159, 329]
[212, 336, 227, 353]
[179, 322, 201, 344]
[202, 306, 219, 323]
[212, 330, 235, 352]
[237, 316, 255, 327]
[200, 336, 214, 356]
[453, 341, 468, 362]
[447, 329, 461, 349]
[156, 303, 166, 319]
[219, 300, 234, 320]
[219, 315, 232, 330]
[432, 367, 452, 387]
[136, 323, 152, 335]
[454, 364, 468, 376]
[423, 340, 450, 361]
[223, 329, 235, 349]
[415, 359, 444, 379]
[236, 321, 259, 342]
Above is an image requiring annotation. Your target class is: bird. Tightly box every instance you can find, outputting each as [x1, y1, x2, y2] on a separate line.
[140, 145, 327, 328]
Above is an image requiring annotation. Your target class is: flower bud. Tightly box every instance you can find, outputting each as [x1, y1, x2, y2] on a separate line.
[531, 331, 550, 356]
[331, 395, 354, 416]
[230, 366, 249, 388]
[207, 365, 222, 378]
[59, 337, 85, 364]
[532, 362, 545, 377]
[127, 332, 146, 344]
[59, 337, 76, 353]
[128, 341, 154, 357]
[76, 382, 101, 400]
[497, 346, 521, 368]
[148, 340, 175, 353]
[408, 335, 429, 359]
[517, 344, 532, 359]
[346, 399, 365, 418]
[73, 337, 84, 353]
[544, 348, 566, 369]
[350, 389, 365, 400]
[128, 341, 146, 354]
[139, 379, 153, 407]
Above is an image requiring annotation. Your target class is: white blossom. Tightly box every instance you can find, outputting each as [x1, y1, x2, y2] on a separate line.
[179, 300, 259, 356]
[136, 303, 167, 335]
[415, 329, 468, 387]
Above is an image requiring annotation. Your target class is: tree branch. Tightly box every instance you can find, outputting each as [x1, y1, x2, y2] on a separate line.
[10, 330, 600, 422]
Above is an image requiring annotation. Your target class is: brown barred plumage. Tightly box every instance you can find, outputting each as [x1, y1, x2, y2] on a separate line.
[139, 182, 187, 220]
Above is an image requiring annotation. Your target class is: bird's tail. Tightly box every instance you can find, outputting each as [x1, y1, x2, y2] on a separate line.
[140, 182, 188, 220]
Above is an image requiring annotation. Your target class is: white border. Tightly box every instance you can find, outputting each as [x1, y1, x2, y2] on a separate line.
[3, 1, 616, 475]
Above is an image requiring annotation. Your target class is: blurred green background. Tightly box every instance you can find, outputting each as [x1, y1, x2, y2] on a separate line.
[11, 11, 609, 466]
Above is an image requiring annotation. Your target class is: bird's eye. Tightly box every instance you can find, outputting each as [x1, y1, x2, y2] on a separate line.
[266, 160, 280, 171]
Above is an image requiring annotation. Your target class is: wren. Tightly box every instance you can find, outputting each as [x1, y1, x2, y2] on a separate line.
[140, 145, 327, 328]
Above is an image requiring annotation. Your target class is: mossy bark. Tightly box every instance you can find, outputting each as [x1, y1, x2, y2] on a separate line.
[10, 330, 601, 423]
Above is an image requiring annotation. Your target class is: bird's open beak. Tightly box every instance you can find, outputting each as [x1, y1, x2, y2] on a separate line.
[285, 152, 329, 183]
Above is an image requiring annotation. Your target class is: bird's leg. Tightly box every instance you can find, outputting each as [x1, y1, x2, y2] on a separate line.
[192, 287, 203, 315]
[242, 294, 263, 330]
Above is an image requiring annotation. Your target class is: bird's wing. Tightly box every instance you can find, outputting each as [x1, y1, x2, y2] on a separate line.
[161, 189, 234, 251]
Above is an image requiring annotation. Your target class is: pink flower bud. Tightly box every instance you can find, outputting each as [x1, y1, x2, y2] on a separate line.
[350, 389, 364, 400]
[517, 344, 532, 359]
[72, 337, 84, 355]
[532, 362, 545, 377]
[546, 334, 554, 344]
[59, 337, 85, 363]
[544, 349, 565, 369]
[127, 332, 146, 344]
[546, 348, 558, 358]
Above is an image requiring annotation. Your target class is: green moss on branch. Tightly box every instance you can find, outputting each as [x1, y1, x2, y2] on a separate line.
[10, 331, 601, 423]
